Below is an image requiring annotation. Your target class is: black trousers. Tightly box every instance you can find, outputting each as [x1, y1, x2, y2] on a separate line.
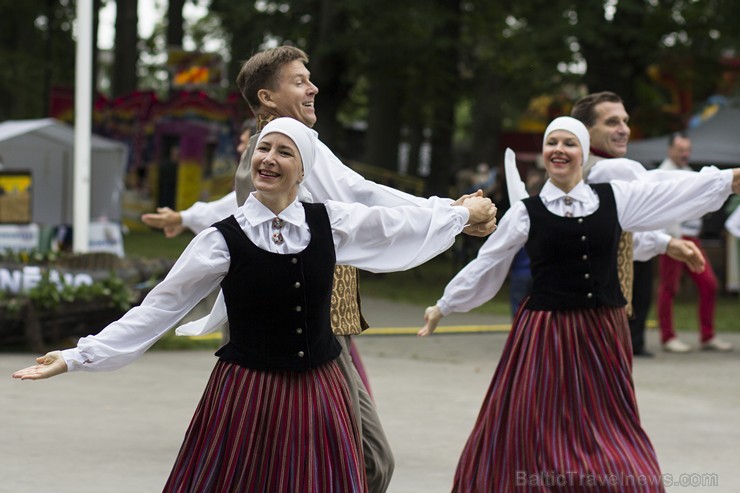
[629, 259, 654, 353]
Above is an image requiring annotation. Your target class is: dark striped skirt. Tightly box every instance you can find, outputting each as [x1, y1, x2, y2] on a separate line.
[163, 358, 367, 493]
[452, 306, 665, 493]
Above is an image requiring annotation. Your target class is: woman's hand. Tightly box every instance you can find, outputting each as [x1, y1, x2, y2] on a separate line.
[461, 195, 497, 234]
[463, 216, 498, 237]
[453, 190, 498, 236]
[452, 189, 483, 206]
[418, 305, 444, 337]
[12, 351, 68, 380]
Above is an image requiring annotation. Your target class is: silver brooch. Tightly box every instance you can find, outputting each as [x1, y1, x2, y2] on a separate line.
[271, 217, 285, 245]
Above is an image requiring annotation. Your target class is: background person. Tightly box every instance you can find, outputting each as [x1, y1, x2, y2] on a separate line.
[656, 132, 733, 352]
[506, 170, 544, 318]
[571, 91, 707, 357]
[144, 118, 257, 239]
[726, 200, 740, 294]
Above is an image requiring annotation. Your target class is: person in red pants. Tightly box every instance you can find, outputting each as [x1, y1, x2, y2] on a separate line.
[657, 131, 733, 353]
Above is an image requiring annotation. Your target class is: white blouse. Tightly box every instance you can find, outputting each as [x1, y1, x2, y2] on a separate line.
[727, 206, 740, 238]
[62, 194, 468, 372]
[587, 157, 697, 260]
[437, 169, 734, 317]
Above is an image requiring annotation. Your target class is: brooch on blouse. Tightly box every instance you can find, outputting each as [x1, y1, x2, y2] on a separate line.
[563, 195, 574, 217]
[271, 217, 285, 245]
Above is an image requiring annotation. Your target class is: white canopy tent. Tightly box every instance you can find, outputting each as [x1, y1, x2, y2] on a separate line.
[626, 103, 740, 292]
[0, 118, 127, 226]
[626, 103, 740, 169]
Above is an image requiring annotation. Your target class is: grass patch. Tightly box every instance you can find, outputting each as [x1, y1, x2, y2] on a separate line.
[646, 295, 739, 333]
[361, 252, 739, 333]
[123, 228, 194, 260]
[151, 331, 222, 351]
[359, 253, 513, 318]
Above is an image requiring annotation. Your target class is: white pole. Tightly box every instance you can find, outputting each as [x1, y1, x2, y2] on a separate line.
[73, 0, 93, 253]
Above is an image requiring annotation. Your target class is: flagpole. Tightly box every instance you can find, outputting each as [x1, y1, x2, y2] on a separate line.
[73, 0, 93, 253]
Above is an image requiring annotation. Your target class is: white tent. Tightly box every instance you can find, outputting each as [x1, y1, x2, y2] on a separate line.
[0, 118, 127, 225]
[626, 103, 740, 169]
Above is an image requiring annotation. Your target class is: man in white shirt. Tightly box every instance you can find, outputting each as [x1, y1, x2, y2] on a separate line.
[727, 202, 740, 238]
[656, 132, 732, 352]
[141, 45, 496, 493]
[571, 91, 708, 357]
[727, 201, 740, 293]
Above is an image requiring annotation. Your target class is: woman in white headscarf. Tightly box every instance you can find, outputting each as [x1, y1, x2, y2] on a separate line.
[13, 117, 495, 492]
[420, 116, 740, 493]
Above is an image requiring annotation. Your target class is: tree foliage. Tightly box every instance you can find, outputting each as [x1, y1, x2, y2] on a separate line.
[1, 1, 738, 189]
[0, 0, 76, 120]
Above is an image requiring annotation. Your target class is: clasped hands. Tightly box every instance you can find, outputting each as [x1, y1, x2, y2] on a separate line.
[455, 190, 498, 237]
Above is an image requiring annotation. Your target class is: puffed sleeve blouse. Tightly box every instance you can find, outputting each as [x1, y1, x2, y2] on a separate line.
[62, 194, 469, 371]
[437, 168, 734, 316]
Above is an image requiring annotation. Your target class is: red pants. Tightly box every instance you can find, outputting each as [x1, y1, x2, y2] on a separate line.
[657, 236, 717, 343]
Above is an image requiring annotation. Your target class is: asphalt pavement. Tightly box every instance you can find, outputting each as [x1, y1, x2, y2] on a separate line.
[2, 296, 739, 492]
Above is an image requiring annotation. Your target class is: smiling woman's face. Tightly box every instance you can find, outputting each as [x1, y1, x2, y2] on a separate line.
[543, 129, 583, 191]
[250, 132, 303, 199]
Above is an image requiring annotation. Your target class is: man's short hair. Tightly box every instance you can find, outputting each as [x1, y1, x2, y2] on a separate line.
[236, 46, 309, 113]
[571, 91, 624, 128]
[240, 117, 257, 134]
[668, 130, 689, 147]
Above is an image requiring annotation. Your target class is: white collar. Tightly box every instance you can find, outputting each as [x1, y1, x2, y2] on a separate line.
[241, 193, 306, 228]
[539, 179, 592, 205]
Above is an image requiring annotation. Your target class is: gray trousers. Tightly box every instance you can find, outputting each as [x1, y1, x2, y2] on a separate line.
[336, 335, 394, 493]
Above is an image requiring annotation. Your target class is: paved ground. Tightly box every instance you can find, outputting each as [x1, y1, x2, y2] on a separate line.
[2, 297, 739, 492]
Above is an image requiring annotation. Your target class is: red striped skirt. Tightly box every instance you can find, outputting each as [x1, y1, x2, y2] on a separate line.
[163, 359, 367, 493]
[452, 306, 665, 493]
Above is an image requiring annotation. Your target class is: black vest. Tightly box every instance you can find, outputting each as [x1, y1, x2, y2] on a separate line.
[523, 183, 626, 311]
[212, 203, 341, 371]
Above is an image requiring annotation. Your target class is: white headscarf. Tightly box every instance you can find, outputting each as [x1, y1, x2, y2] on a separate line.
[543, 116, 590, 164]
[256, 117, 318, 201]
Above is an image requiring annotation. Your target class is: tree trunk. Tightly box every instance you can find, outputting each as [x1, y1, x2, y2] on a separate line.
[427, 99, 456, 196]
[92, 0, 102, 100]
[364, 74, 403, 172]
[167, 0, 185, 48]
[577, 0, 652, 110]
[166, 0, 185, 97]
[310, 0, 351, 151]
[425, 1, 461, 196]
[112, 0, 139, 97]
[406, 119, 424, 176]
[42, 0, 55, 116]
[470, 67, 502, 167]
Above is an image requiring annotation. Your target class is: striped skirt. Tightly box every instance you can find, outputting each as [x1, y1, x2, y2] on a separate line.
[163, 359, 367, 493]
[452, 306, 665, 493]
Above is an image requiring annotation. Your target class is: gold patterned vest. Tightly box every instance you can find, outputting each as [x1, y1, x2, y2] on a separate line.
[583, 155, 634, 317]
[331, 265, 370, 335]
[236, 115, 369, 335]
